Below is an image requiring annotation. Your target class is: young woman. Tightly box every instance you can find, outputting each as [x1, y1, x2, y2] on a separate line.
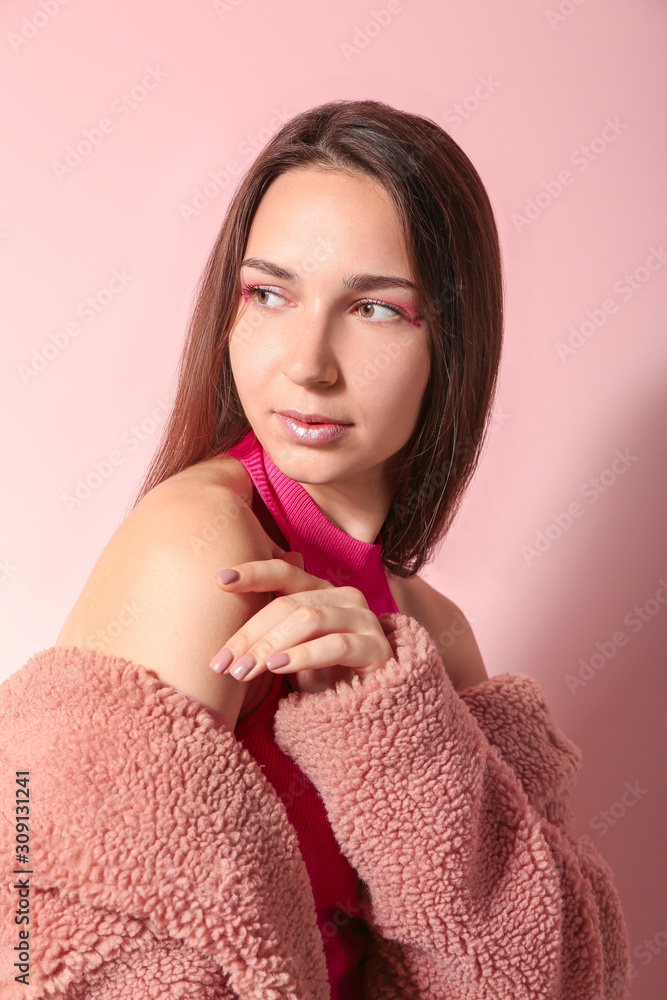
[0, 100, 629, 999]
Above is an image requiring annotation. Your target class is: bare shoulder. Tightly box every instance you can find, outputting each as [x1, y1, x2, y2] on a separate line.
[56, 453, 261, 639]
[54, 454, 275, 729]
[387, 571, 489, 691]
[146, 451, 255, 506]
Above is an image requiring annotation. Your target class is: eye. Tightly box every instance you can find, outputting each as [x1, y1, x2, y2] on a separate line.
[241, 283, 287, 308]
[354, 299, 407, 323]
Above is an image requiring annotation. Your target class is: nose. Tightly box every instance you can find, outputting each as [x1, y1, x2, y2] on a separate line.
[281, 309, 339, 387]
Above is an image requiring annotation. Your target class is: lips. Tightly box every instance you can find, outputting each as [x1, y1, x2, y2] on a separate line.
[276, 409, 351, 425]
[275, 412, 351, 444]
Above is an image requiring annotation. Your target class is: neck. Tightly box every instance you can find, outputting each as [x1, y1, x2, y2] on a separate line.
[297, 457, 396, 544]
[224, 427, 403, 616]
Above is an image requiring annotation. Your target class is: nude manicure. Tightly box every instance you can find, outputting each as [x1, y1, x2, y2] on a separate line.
[230, 654, 256, 680]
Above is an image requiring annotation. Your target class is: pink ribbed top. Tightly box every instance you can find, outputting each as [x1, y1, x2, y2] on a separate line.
[227, 428, 399, 998]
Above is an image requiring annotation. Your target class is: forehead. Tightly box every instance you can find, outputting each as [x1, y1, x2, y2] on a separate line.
[245, 166, 412, 274]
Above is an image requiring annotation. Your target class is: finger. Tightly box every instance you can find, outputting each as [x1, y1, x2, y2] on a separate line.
[265, 630, 390, 679]
[214, 557, 332, 596]
[281, 550, 305, 571]
[227, 604, 376, 682]
[266, 541, 304, 572]
[269, 539, 288, 559]
[209, 591, 369, 675]
[274, 551, 305, 589]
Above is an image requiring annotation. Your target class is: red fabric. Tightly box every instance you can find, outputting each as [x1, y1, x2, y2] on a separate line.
[224, 428, 399, 997]
[235, 673, 368, 999]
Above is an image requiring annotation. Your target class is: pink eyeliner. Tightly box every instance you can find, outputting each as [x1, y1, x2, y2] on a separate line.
[373, 297, 424, 326]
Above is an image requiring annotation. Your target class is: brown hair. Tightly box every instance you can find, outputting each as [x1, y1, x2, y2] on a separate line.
[129, 98, 504, 577]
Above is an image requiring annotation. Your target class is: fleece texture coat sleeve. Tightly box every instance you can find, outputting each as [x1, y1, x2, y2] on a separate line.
[0, 646, 331, 1000]
[0, 613, 630, 999]
[273, 612, 631, 1000]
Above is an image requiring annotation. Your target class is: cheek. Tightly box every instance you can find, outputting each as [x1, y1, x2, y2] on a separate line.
[361, 334, 430, 410]
[229, 323, 279, 386]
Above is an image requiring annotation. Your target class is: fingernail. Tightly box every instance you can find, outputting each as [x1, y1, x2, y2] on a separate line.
[210, 648, 234, 673]
[216, 569, 240, 584]
[230, 653, 256, 680]
[266, 653, 290, 670]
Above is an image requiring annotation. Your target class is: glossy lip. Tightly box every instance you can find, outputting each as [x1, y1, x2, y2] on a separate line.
[276, 408, 353, 425]
[275, 412, 351, 444]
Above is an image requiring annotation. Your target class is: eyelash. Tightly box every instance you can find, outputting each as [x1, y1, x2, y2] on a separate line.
[240, 282, 415, 324]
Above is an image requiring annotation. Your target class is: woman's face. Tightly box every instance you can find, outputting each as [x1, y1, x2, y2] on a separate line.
[229, 165, 431, 504]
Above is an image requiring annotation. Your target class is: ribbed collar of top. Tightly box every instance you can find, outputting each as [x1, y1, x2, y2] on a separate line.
[224, 429, 399, 617]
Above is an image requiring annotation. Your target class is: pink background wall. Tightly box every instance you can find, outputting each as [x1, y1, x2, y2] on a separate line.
[1, 2, 665, 993]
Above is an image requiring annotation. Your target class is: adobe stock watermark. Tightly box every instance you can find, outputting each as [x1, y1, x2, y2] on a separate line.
[52, 65, 169, 180]
[212, 0, 247, 16]
[392, 405, 511, 526]
[546, 0, 589, 31]
[320, 897, 365, 943]
[443, 75, 501, 130]
[277, 768, 312, 812]
[179, 107, 292, 222]
[17, 268, 134, 384]
[8, 0, 73, 54]
[61, 398, 168, 513]
[521, 447, 638, 566]
[556, 245, 667, 362]
[81, 598, 143, 653]
[0, 557, 17, 585]
[565, 577, 667, 695]
[565, 842, 667, 986]
[349, 327, 415, 393]
[188, 491, 253, 555]
[627, 915, 667, 987]
[432, 606, 475, 662]
[339, 0, 409, 64]
[511, 117, 628, 234]
[589, 779, 649, 838]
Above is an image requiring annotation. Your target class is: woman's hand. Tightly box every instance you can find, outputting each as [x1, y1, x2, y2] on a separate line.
[208, 552, 394, 694]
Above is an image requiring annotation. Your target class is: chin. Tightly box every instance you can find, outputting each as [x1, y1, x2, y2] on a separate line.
[270, 435, 354, 483]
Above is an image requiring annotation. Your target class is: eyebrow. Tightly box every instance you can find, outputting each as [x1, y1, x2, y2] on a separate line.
[240, 257, 418, 293]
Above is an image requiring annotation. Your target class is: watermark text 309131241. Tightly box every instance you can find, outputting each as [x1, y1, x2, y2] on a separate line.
[12, 771, 32, 986]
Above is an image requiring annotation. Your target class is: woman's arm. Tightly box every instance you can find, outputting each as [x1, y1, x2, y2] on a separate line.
[55, 480, 275, 732]
[273, 612, 631, 1000]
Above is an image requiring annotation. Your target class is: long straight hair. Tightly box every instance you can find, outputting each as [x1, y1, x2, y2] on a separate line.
[129, 99, 504, 577]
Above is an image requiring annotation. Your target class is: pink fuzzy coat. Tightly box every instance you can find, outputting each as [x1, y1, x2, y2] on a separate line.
[0, 613, 630, 998]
